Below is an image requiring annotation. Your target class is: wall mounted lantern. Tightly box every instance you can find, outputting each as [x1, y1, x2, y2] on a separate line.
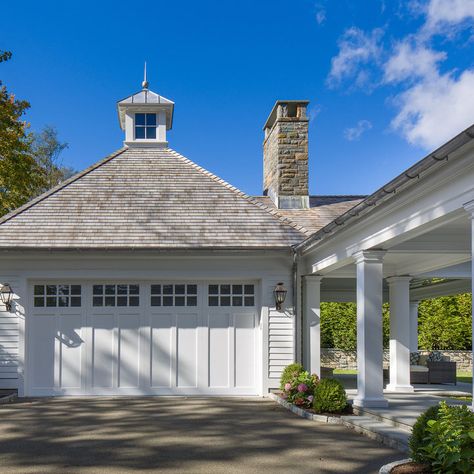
[0, 283, 13, 312]
[273, 282, 287, 311]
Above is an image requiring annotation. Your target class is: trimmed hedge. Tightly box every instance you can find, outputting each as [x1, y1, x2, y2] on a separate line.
[313, 378, 347, 414]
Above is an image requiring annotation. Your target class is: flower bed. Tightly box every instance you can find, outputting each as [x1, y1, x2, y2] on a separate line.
[278, 363, 351, 416]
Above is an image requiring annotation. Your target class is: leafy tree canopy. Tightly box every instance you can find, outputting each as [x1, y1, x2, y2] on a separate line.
[0, 51, 74, 216]
[321, 294, 472, 351]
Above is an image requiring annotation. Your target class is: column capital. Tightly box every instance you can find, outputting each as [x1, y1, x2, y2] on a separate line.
[304, 274, 323, 283]
[463, 199, 474, 216]
[353, 250, 386, 264]
[386, 276, 412, 285]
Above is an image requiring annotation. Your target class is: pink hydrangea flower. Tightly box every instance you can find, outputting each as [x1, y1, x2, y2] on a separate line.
[297, 383, 308, 393]
[284, 383, 292, 391]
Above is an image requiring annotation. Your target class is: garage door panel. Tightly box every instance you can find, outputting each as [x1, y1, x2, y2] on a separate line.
[30, 314, 56, 389]
[58, 313, 83, 389]
[150, 313, 173, 388]
[234, 313, 255, 388]
[176, 313, 198, 388]
[91, 314, 115, 389]
[208, 313, 230, 388]
[118, 314, 140, 388]
[28, 281, 259, 396]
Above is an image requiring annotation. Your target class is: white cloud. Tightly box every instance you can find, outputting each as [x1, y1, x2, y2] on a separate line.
[326, 0, 474, 150]
[424, 0, 474, 34]
[327, 27, 384, 88]
[315, 9, 326, 24]
[391, 68, 474, 149]
[344, 120, 373, 141]
[383, 40, 446, 83]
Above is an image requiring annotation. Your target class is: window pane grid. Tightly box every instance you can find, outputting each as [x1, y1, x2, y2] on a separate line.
[93, 285, 140, 307]
[34, 285, 82, 307]
[208, 284, 255, 307]
[151, 284, 197, 306]
[135, 113, 157, 140]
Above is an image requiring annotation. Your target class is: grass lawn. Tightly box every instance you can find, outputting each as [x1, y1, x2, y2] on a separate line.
[333, 369, 358, 375]
[333, 369, 472, 386]
[457, 371, 472, 385]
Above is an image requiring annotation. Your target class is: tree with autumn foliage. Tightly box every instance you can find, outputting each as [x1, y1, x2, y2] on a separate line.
[0, 51, 73, 216]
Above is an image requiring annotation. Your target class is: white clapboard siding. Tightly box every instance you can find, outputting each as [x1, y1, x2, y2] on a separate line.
[268, 310, 294, 380]
[266, 275, 294, 381]
[0, 277, 19, 388]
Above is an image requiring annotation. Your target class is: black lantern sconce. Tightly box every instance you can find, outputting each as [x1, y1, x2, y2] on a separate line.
[0, 283, 13, 312]
[273, 282, 287, 311]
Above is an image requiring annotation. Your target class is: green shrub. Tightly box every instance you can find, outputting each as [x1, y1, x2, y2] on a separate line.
[280, 363, 304, 390]
[410, 402, 474, 473]
[422, 402, 474, 473]
[409, 404, 441, 463]
[313, 378, 347, 414]
[281, 370, 319, 408]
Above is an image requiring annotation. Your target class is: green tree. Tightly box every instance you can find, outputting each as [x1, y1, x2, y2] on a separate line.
[321, 294, 472, 351]
[0, 50, 45, 215]
[418, 294, 472, 350]
[0, 52, 74, 216]
[320, 302, 390, 350]
[30, 126, 74, 193]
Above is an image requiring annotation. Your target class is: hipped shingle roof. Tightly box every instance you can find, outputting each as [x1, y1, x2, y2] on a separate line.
[0, 147, 306, 249]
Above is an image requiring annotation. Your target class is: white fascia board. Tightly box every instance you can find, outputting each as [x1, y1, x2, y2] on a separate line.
[307, 146, 474, 274]
[410, 279, 472, 300]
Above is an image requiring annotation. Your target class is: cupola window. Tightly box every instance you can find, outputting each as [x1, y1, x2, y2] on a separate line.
[135, 113, 157, 139]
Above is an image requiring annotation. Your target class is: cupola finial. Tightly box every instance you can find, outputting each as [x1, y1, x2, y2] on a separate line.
[142, 61, 149, 89]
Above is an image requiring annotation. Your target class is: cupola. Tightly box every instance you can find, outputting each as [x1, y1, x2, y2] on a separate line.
[117, 65, 174, 148]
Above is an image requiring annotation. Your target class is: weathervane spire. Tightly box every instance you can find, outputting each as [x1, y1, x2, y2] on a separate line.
[142, 61, 149, 89]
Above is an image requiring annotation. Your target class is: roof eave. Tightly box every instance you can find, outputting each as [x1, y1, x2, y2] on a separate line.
[296, 123, 474, 255]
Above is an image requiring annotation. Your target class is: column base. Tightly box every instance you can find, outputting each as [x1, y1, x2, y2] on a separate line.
[353, 397, 389, 408]
[386, 383, 415, 393]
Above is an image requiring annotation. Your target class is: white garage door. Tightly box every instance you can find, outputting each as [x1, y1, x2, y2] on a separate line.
[27, 282, 258, 396]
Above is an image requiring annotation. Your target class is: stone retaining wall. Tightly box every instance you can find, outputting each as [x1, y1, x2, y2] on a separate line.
[321, 349, 472, 372]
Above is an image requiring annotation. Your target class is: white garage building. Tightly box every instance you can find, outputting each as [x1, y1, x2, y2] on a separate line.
[0, 80, 472, 405]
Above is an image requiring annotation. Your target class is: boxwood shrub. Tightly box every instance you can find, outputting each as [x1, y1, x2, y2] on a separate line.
[313, 378, 347, 414]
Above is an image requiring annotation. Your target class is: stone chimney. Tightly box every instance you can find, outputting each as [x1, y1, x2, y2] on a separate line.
[263, 100, 309, 209]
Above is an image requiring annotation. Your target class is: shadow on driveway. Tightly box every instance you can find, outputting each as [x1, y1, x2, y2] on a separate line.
[0, 397, 401, 473]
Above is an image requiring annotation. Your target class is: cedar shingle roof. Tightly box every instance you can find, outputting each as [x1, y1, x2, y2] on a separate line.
[0, 147, 307, 249]
[252, 195, 365, 235]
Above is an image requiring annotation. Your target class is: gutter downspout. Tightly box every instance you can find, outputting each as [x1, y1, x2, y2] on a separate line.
[292, 246, 301, 363]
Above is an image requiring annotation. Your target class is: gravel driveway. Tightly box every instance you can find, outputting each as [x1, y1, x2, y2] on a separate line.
[0, 397, 400, 473]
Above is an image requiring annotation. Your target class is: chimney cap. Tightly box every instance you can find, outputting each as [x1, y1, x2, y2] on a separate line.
[263, 100, 310, 131]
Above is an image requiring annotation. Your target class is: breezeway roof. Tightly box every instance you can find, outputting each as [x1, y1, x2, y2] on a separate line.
[0, 147, 307, 249]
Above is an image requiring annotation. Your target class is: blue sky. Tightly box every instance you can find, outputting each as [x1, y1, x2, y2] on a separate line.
[2, 0, 473, 196]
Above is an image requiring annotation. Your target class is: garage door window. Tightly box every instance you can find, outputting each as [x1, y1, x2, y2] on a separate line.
[208, 284, 255, 307]
[34, 284, 82, 307]
[151, 284, 197, 306]
[93, 284, 139, 307]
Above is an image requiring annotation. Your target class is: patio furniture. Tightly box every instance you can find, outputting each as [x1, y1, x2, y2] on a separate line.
[427, 361, 457, 385]
[410, 365, 429, 384]
[384, 366, 430, 384]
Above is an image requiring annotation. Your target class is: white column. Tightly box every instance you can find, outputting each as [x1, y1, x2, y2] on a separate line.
[409, 301, 419, 353]
[303, 275, 322, 377]
[387, 277, 414, 392]
[463, 200, 474, 411]
[353, 250, 388, 408]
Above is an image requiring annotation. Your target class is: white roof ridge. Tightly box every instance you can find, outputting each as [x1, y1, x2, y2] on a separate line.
[166, 148, 310, 236]
[0, 147, 128, 226]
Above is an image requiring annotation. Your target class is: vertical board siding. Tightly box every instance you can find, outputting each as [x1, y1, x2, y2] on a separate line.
[0, 277, 19, 388]
[266, 276, 294, 383]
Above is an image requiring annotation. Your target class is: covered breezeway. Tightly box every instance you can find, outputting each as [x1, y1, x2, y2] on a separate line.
[298, 125, 474, 409]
